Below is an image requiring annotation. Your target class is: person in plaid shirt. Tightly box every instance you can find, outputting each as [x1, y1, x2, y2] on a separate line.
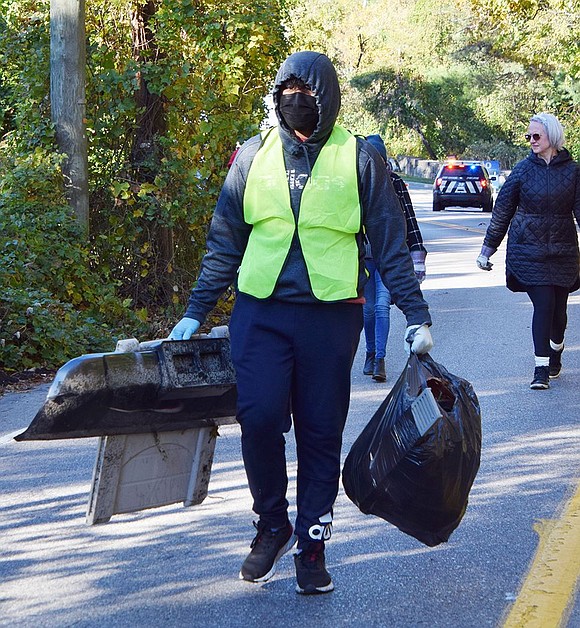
[362, 134, 428, 382]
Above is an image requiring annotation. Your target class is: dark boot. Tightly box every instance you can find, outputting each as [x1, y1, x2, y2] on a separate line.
[549, 347, 563, 378]
[363, 352, 375, 375]
[372, 358, 386, 382]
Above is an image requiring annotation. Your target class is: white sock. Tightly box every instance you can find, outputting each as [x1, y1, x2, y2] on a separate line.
[535, 356, 549, 367]
[550, 340, 564, 352]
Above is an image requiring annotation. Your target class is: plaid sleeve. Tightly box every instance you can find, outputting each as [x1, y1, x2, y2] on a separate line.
[390, 173, 427, 254]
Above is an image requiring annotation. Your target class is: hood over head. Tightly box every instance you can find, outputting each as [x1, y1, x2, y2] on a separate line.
[273, 51, 341, 143]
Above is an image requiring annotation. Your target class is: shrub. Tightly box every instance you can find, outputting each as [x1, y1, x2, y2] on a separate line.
[0, 143, 147, 370]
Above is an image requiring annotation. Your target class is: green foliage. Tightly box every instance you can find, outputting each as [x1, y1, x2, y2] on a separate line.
[351, 66, 500, 159]
[84, 0, 288, 311]
[0, 0, 288, 372]
[462, 140, 528, 169]
[108, 1, 284, 308]
[465, 0, 580, 158]
[286, 0, 579, 160]
[0, 142, 146, 370]
[0, 0, 52, 145]
[1, 288, 117, 370]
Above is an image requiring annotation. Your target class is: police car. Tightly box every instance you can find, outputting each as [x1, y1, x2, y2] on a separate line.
[432, 160, 493, 212]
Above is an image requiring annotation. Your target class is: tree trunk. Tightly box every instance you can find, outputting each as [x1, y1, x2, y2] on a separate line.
[50, 0, 89, 234]
[130, 1, 167, 179]
[414, 123, 438, 160]
[131, 1, 174, 305]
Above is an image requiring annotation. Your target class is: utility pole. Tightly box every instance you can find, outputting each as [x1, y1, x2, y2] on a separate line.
[50, 0, 89, 234]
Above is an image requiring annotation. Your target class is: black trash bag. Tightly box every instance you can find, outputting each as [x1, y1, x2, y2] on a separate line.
[342, 353, 481, 547]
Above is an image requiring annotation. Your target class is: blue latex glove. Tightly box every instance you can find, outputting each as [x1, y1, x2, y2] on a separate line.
[404, 324, 433, 355]
[169, 317, 200, 340]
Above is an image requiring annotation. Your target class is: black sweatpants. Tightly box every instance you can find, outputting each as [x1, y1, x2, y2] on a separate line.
[526, 285, 569, 357]
[229, 293, 363, 546]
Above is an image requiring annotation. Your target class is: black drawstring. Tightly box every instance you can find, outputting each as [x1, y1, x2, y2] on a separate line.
[301, 143, 312, 179]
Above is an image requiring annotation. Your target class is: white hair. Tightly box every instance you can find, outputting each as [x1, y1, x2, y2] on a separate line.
[530, 112, 565, 150]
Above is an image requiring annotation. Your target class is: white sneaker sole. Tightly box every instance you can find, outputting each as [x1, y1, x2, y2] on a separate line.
[295, 580, 335, 595]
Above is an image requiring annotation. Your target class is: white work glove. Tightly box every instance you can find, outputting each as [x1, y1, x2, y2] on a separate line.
[476, 255, 493, 271]
[169, 317, 201, 340]
[404, 324, 433, 355]
[413, 262, 426, 284]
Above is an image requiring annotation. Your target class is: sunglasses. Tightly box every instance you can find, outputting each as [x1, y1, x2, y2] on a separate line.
[525, 133, 542, 142]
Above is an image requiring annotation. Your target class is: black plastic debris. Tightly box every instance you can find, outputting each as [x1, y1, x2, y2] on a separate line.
[15, 338, 237, 441]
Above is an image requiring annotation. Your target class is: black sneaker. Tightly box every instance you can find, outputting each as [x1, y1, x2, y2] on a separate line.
[239, 521, 296, 583]
[530, 366, 550, 390]
[294, 543, 334, 595]
[549, 347, 563, 378]
[363, 352, 375, 375]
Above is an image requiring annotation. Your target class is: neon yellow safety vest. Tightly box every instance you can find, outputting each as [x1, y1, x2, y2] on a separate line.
[238, 125, 361, 301]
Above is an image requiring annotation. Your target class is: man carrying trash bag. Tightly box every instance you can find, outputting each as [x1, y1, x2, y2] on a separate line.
[169, 51, 433, 594]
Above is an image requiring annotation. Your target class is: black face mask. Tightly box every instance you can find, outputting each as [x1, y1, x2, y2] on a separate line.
[279, 92, 319, 136]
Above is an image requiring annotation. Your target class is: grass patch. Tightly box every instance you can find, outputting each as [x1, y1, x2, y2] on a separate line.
[399, 173, 434, 184]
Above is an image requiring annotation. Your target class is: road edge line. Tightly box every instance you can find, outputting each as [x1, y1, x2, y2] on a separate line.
[503, 481, 580, 627]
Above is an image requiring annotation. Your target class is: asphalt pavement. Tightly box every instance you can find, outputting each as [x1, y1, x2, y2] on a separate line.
[1, 183, 579, 627]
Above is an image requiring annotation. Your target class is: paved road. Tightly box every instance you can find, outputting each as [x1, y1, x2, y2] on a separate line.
[1, 184, 579, 627]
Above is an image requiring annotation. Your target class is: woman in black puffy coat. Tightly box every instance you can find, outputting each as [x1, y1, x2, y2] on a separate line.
[476, 112, 580, 390]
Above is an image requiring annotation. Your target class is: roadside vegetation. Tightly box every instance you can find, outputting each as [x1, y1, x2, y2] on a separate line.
[1, 0, 578, 372]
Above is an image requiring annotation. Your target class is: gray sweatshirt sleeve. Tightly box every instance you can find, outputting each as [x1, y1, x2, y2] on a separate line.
[360, 141, 431, 327]
[183, 138, 259, 322]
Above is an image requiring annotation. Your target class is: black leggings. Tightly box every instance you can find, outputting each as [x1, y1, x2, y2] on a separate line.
[526, 285, 569, 357]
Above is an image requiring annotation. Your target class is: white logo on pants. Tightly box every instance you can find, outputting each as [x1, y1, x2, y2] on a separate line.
[308, 512, 333, 541]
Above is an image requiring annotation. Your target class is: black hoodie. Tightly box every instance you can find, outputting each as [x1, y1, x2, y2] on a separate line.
[185, 51, 430, 327]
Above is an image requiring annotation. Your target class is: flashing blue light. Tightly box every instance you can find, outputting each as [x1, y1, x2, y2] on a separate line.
[469, 164, 477, 170]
